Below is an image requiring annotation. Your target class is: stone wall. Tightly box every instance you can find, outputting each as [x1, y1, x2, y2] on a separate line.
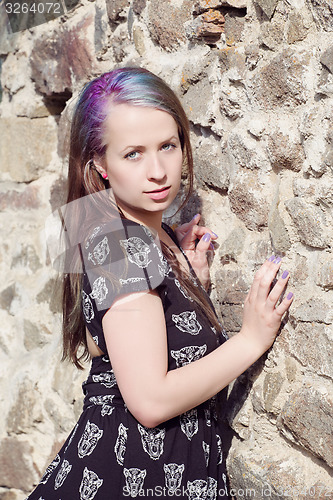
[0, 0, 332, 498]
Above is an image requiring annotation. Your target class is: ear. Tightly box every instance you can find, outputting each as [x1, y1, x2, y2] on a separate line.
[93, 155, 108, 180]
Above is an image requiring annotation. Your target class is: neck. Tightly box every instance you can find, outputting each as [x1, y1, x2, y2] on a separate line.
[117, 205, 164, 234]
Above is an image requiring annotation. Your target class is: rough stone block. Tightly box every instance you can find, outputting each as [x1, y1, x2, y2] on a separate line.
[219, 303, 243, 333]
[259, 20, 284, 50]
[192, 136, 229, 192]
[106, 0, 130, 23]
[266, 132, 305, 172]
[287, 11, 310, 44]
[182, 77, 214, 126]
[0, 186, 41, 211]
[228, 173, 271, 231]
[254, 0, 278, 19]
[133, 0, 146, 15]
[278, 387, 333, 467]
[0, 118, 57, 182]
[224, 10, 246, 46]
[251, 50, 310, 109]
[6, 379, 44, 434]
[268, 203, 291, 254]
[0, 438, 37, 491]
[316, 253, 333, 289]
[263, 371, 284, 413]
[148, 0, 192, 51]
[288, 322, 333, 380]
[306, 0, 333, 31]
[291, 297, 333, 324]
[215, 268, 249, 304]
[284, 198, 330, 249]
[30, 12, 95, 95]
[187, 9, 225, 44]
[227, 443, 333, 499]
[228, 133, 271, 171]
[218, 227, 247, 262]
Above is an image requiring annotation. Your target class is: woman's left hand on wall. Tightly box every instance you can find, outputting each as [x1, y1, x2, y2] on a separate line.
[174, 214, 218, 291]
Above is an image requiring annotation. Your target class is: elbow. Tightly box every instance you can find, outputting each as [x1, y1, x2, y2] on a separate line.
[128, 400, 166, 429]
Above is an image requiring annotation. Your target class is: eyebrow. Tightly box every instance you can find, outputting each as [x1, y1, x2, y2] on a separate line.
[120, 136, 180, 154]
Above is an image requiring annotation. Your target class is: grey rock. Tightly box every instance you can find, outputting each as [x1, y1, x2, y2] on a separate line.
[30, 13, 95, 95]
[320, 46, 333, 73]
[291, 297, 333, 324]
[218, 227, 247, 261]
[288, 322, 333, 380]
[306, 0, 333, 31]
[268, 204, 291, 254]
[106, 0, 130, 23]
[287, 12, 309, 44]
[182, 77, 214, 126]
[266, 132, 305, 172]
[278, 387, 333, 467]
[193, 137, 229, 192]
[0, 284, 16, 312]
[316, 253, 333, 289]
[254, 0, 279, 19]
[263, 372, 284, 413]
[0, 438, 37, 490]
[284, 198, 330, 249]
[251, 49, 309, 109]
[228, 174, 271, 231]
[148, 0, 193, 51]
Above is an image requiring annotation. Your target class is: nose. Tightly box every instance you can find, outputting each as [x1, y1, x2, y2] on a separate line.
[146, 153, 167, 181]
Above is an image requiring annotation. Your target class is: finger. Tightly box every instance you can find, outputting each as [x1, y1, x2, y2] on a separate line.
[274, 291, 294, 317]
[249, 256, 280, 302]
[195, 232, 212, 262]
[256, 257, 282, 303]
[174, 214, 201, 240]
[267, 269, 290, 309]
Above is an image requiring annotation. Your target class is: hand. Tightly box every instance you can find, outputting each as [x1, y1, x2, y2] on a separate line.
[174, 214, 218, 290]
[239, 256, 294, 356]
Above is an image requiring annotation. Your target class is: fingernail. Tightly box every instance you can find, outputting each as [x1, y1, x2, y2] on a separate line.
[192, 213, 200, 220]
[209, 242, 214, 250]
[282, 270, 289, 279]
[212, 232, 218, 238]
[268, 255, 275, 262]
[274, 257, 281, 264]
[203, 233, 211, 242]
[287, 292, 293, 300]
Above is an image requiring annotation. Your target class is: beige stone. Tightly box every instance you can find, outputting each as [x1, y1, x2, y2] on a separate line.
[0, 118, 57, 183]
[279, 387, 333, 467]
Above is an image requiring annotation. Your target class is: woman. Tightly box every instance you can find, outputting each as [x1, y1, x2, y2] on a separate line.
[27, 67, 293, 499]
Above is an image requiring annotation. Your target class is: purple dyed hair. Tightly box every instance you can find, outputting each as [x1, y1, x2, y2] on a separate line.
[68, 67, 193, 203]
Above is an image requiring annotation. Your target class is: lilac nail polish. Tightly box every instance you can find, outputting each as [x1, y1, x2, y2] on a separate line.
[268, 255, 275, 262]
[274, 257, 281, 264]
[212, 232, 218, 237]
[203, 233, 211, 242]
[287, 292, 293, 300]
[282, 270, 289, 279]
[192, 213, 200, 220]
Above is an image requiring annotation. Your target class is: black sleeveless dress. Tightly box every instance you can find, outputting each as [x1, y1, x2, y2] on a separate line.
[26, 219, 230, 500]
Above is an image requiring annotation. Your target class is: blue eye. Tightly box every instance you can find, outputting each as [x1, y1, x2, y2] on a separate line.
[125, 151, 140, 160]
[161, 143, 176, 151]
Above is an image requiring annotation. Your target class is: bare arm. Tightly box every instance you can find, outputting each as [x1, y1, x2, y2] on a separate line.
[103, 257, 293, 428]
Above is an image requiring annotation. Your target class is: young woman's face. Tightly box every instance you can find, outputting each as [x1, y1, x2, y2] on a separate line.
[96, 103, 183, 220]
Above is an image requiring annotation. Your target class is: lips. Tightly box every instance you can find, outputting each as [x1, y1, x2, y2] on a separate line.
[145, 186, 171, 193]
